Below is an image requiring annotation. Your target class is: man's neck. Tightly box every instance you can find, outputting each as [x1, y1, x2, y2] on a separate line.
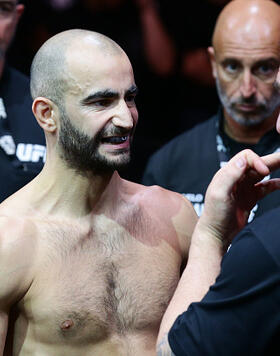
[223, 109, 278, 144]
[28, 157, 121, 218]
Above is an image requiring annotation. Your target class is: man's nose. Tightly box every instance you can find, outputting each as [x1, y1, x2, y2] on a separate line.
[112, 100, 134, 129]
[240, 70, 257, 98]
[274, 68, 280, 93]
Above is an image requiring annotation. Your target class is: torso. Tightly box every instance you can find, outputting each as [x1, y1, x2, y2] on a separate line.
[5, 192, 187, 356]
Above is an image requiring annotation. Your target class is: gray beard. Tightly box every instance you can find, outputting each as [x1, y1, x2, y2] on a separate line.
[216, 77, 280, 127]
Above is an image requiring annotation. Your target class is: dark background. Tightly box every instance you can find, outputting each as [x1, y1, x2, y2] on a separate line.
[8, 0, 280, 182]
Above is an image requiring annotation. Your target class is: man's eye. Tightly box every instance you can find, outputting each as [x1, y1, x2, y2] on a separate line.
[256, 64, 276, 76]
[93, 99, 111, 107]
[125, 95, 136, 106]
[224, 62, 239, 73]
[0, 2, 15, 14]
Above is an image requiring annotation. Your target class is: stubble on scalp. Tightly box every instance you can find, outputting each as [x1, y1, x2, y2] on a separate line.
[30, 29, 125, 111]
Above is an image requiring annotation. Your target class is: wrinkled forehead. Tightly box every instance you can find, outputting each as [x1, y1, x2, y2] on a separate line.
[64, 37, 135, 96]
[215, 20, 280, 61]
[214, 10, 280, 56]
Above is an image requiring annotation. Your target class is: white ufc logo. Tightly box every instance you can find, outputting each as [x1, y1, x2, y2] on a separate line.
[16, 143, 46, 163]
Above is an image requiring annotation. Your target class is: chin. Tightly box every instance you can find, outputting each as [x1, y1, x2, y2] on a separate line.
[90, 152, 131, 174]
[107, 155, 131, 171]
[233, 115, 266, 127]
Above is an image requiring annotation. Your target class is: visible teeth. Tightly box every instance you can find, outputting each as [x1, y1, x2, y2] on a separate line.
[103, 136, 127, 143]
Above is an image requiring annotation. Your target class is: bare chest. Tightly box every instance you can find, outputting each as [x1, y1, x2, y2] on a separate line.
[20, 218, 181, 345]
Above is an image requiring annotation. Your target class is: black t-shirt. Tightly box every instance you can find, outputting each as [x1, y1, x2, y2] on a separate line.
[168, 207, 280, 355]
[0, 66, 46, 202]
[142, 111, 280, 221]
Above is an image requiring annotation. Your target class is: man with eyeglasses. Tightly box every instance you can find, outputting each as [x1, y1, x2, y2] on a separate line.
[0, 0, 46, 202]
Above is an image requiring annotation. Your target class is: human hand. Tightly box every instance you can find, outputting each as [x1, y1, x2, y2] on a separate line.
[199, 149, 280, 249]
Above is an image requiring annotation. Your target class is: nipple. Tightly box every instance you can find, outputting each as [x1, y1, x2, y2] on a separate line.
[60, 319, 74, 330]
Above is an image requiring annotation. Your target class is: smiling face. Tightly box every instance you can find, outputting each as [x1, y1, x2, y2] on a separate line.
[209, 0, 280, 127]
[57, 36, 138, 175]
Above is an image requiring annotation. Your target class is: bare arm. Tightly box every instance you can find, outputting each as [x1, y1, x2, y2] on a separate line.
[0, 216, 35, 354]
[157, 150, 280, 354]
[156, 217, 224, 355]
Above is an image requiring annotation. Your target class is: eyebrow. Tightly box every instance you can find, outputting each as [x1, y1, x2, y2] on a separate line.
[0, 1, 17, 4]
[80, 85, 138, 106]
[254, 58, 280, 65]
[126, 85, 138, 96]
[81, 89, 117, 105]
[221, 57, 279, 64]
[220, 58, 239, 64]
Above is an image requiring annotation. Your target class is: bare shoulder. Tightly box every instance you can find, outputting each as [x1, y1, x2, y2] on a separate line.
[137, 184, 195, 212]
[0, 212, 37, 239]
[125, 181, 198, 256]
[0, 214, 37, 308]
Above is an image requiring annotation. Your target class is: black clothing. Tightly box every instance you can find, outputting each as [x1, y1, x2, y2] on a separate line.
[0, 66, 45, 202]
[142, 111, 280, 221]
[168, 207, 280, 356]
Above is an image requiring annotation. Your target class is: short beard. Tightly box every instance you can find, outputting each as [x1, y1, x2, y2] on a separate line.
[216, 77, 280, 127]
[58, 109, 132, 176]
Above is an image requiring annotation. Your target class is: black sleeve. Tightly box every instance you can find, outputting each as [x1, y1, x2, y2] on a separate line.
[168, 229, 280, 356]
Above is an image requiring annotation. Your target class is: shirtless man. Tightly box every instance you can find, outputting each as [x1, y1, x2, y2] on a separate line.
[0, 30, 197, 355]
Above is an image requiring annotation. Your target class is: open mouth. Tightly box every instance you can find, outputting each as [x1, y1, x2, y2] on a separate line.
[236, 104, 258, 111]
[101, 136, 129, 144]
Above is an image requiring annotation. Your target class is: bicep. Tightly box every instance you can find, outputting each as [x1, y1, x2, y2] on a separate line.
[174, 195, 198, 258]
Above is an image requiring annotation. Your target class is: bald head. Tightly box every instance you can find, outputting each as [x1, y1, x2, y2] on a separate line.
[208, 0, 280, 134]
[212, 0, 280, 49]
[30, 29, 125, 109]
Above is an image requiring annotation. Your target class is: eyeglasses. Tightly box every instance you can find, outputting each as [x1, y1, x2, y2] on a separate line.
[0, 1, 17, 18]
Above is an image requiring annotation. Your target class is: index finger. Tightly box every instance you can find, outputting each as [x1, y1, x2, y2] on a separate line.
[209, 149, 267, 198]
[261, 152, 280, 172]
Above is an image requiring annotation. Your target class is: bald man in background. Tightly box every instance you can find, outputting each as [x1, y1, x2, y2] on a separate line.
[143, 0, 280, 222]
[0, 29, 197, 355]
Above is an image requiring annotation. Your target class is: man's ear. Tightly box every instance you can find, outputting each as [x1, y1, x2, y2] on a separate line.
[15, 3, 24, 23]
[207, 46, 217, 79]
[32, 97, 58, 133]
